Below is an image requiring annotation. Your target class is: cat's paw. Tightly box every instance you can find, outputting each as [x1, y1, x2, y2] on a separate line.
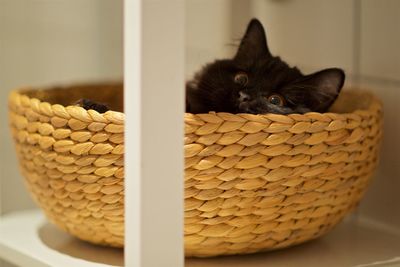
[74, 98, 109, 113]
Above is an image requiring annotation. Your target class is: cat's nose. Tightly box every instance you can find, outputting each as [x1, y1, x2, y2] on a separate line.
[238, 91, 251, 102]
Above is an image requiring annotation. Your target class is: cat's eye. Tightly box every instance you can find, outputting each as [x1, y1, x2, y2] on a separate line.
[267, 94, 285, 106]
[234, 72, 248, 86]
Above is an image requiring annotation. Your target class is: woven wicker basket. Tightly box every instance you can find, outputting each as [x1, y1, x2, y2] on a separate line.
[8, 83, 382, 257]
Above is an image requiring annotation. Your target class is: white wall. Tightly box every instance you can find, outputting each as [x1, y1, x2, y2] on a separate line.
[185, 0, 235, 77]
[250, 0, 356, 75]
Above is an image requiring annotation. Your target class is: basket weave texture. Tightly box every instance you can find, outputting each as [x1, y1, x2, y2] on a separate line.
[8, 83, 382, 257]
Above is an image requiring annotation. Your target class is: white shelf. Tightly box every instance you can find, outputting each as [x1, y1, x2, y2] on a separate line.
[1, 210, 400, 267]
[0, 210, 123, 267]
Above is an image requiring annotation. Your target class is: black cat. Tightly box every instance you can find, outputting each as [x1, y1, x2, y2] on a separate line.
[186, 18, 345, 114]
[78, 18, 345, 115]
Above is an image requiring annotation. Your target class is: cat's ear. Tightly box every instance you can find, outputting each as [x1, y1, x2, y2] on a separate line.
[234, 19, 271, 63]
[288, 68, 345, 112]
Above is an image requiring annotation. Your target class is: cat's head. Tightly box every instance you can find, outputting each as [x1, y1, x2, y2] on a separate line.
[186, 18, 345, 114]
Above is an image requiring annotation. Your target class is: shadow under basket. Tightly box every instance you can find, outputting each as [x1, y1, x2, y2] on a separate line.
[8, 83, 383, 257]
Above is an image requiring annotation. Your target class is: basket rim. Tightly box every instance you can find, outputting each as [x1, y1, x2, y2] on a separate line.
[9, 85, 382, 125]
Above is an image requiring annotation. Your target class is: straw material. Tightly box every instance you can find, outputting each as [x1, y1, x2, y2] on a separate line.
[8, 83, 382, 257]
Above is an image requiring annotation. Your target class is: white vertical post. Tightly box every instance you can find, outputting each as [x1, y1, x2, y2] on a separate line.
[124, 0, 184, 266]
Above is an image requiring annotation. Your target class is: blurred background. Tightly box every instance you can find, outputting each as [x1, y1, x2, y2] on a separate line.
[0, 0, 399, 266]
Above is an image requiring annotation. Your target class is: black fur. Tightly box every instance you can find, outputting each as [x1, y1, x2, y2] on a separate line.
[186, 19, 345, 114]
[75, 99, 109, 113]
